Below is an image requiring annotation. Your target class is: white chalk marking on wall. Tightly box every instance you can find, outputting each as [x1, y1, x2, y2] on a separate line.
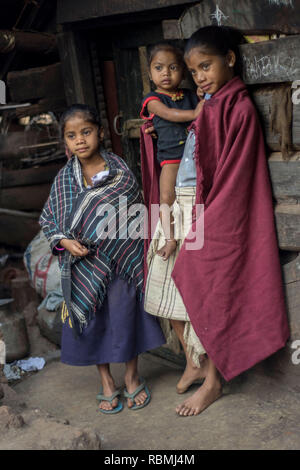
[242, 54, 299, 81]
[268, 0, 294, 7]
[210, 5, 229, 26]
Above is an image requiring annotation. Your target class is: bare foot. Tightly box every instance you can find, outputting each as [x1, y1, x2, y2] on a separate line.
[157, 240, 177, 261]
[98, 380, 119, 412]
[176, 380, 222, 417]
[176, 357, 208, 394]
[124, 374, 148, 408]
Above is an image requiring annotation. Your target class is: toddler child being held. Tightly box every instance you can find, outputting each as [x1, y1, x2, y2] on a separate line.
[140, 42, 204, 260]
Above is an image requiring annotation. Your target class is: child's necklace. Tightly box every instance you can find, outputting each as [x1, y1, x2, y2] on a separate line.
[156, 89, 184, 101]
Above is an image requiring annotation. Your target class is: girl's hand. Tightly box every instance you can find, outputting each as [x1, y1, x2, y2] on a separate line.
[197, 87, 205, 100]
[193, 99, 205, 118]
[144, 125, 157, 139]
[60, 239, 89, 257]
[156, 240, 177, 261]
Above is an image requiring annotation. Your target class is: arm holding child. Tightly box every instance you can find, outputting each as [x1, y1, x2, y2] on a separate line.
[147, 96, 204, 123]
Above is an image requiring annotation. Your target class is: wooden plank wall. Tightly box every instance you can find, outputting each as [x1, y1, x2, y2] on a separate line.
[179, 0, 300, 37]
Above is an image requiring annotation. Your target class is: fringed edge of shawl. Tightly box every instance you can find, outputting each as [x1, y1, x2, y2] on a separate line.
[156, 318, 206, 368]
[183, 321, 206, 368]
[158, 318, 181, 354]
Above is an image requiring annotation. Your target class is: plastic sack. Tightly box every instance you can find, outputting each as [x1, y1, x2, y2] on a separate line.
[23, 230, 61, 298]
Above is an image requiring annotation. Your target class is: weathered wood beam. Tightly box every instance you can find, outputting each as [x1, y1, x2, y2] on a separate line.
[251, 85, 299, 152]
[179, 0, 300, 37]
[0, 30, 57, 54]
[0, 183, 51, 212]
[282, 254, 300, 339]
[1, 163, 63, 189]
[7, 63, 65, 102]
[268, 152, 300, 200]
[275, 204, 300, 251]
[241, 35, 300, 85]
[57, 0, 198, 24]
[0, 131, 59, 160]
[0, 209, 40, 248]
[162, 19, 182, 40]
[283, 253, 300, 284]
[14, 98, 67, 119]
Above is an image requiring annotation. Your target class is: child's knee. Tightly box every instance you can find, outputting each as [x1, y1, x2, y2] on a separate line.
[160, 189, 175, 206]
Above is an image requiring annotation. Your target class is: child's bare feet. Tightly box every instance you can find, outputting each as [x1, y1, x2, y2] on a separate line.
[176, 358, 222, 417]
[176, 379, 222, 417]
[157, 240, 177, 260]
[176, 356, 208, 394]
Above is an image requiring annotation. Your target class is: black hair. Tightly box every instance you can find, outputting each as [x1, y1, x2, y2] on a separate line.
[148, 41, 185, 68]
[59, 103, 101, 138]
[184, 26, 247, 76]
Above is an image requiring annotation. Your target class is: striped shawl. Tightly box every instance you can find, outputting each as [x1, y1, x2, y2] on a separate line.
[40, 151, 144, 335]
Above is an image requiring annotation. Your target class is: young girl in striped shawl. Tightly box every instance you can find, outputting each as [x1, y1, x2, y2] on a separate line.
[40, 104, 165, 414]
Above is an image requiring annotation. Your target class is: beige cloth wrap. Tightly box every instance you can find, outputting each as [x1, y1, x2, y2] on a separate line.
[144, 186, 205, 367]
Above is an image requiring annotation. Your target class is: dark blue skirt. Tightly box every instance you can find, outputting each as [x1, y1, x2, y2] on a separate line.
[61, 276, 165, 366]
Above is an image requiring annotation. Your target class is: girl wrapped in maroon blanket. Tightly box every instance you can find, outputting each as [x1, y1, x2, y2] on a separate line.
[171, 74, 289, 381]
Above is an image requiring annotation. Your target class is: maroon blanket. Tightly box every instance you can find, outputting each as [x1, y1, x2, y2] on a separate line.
[172, 76, 289, 381]
[140, 123, 161, 286]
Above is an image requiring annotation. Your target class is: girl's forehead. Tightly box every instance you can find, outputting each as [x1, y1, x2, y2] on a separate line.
[64, 113, 94, 132]
[151, 50, 180, 64]
[185, 48, 217, 65]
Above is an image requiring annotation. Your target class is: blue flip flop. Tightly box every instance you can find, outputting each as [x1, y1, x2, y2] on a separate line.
[96, 387, 123, 414]
[123, 378, 151, 410]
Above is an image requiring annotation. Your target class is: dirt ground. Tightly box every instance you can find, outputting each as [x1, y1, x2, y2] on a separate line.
[0, 287, 299, 451]
[1, 348, 300, 451]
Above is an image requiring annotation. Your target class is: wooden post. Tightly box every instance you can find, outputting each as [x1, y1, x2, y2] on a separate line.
[57, 30, 96, 107]
[138, 46, 151, 96]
